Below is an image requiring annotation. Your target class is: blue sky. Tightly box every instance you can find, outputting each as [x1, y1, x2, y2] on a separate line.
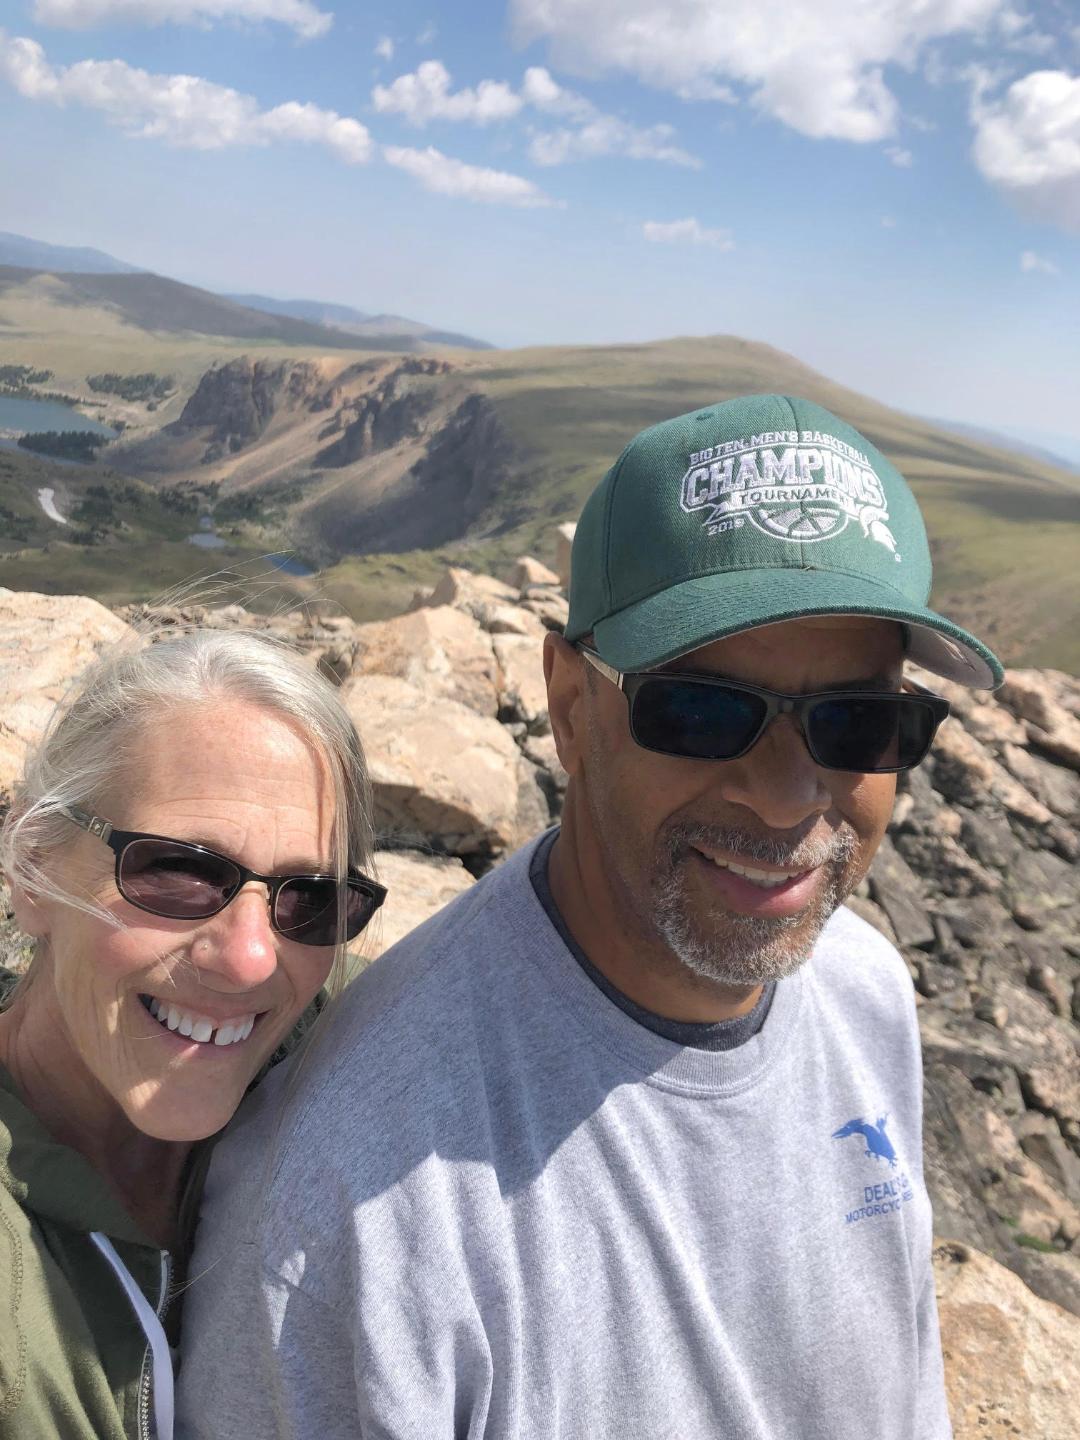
[1, 0, 1078, 450]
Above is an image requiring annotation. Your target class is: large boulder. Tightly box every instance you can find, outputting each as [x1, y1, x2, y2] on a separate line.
[998, 670, 1080, 772]
[351, 606, 500, 717]
[493, 633, 550, 732]
[364, 850, 475, 959]
[935, 1240, 1080, 1439]
[508, 556, 560, 589]
[342, 674, 548, 855]
[0, 589, 131, 808]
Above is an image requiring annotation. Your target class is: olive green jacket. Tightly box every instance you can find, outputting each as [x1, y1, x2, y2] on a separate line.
[0, 964, 321, 1440]
[0, 1057, 205, 1439]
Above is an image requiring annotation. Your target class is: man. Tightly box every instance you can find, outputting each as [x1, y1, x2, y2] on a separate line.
[178, 395, 1001, 1439]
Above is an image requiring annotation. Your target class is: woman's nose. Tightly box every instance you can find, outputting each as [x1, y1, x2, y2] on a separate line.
[194, 884, 278, 990]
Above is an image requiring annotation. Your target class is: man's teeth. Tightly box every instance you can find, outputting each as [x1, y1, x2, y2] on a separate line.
[705, 856, 804, 888]
[143, 996, 256, 1046]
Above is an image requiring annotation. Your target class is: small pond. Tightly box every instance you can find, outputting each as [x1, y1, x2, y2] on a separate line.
[0, 395, 116, 437]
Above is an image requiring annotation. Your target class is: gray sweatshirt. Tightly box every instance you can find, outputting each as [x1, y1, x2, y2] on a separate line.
[176, 835, 950, 1440]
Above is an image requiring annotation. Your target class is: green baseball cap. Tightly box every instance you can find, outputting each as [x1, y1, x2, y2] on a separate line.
[565, 394, 1003, 689]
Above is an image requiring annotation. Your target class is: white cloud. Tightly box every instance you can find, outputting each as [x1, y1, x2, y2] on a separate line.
[373, 60, 522, 125]
[642, 217, 734, 249]
[372, 60, 698, 167]
[511, 0, 1007, 143]
[972, 69, 1080, 230]
[0, 32, 370, 160]
[885, 144, 913, 166]
[1020, 248, 1059, 273]
[416, 21, 437, 46]
[529, 116, 698, 167]
[374, 35, 394, 61]
[383, 145, 557, 206]
[520, 64, 593, 122]
[31, 0, 332, 40]
[522, 66, 698, 166]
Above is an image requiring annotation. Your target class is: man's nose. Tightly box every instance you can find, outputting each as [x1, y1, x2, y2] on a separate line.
[194, 883, 278, 991]
[713, 714, 832, 829]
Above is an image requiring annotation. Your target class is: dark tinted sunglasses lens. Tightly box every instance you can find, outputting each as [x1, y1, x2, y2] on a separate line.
[808, 696, 935, 771]
[274, 877, 341, 946]
[118, 839, 239, 918]
[632, 677, 767, 759]
[274, 879, 378, 946]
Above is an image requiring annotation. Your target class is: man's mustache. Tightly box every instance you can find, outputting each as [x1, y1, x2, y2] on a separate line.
[663, 820, 858, 873]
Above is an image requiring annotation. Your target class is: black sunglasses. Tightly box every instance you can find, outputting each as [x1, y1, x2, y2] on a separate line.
[63, 807, 387, 947]
[578, 647, 949, 774]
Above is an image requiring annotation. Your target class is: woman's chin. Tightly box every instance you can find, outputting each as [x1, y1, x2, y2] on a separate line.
[121, 1077, 256, 1143]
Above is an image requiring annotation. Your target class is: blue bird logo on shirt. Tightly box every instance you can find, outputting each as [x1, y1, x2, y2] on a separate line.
[832, 1115, 897, 1168]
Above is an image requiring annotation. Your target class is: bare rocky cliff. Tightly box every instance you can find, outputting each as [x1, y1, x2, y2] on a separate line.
[111, 354, 519, 562]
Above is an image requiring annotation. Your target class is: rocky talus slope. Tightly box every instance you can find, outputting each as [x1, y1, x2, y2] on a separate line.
[1, 552, 1078, 1437]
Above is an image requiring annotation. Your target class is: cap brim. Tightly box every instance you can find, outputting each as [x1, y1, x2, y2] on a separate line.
[592, 568, 1003, 689]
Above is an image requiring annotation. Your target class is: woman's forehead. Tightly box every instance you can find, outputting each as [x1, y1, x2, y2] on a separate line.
[105, 701, 332, 831]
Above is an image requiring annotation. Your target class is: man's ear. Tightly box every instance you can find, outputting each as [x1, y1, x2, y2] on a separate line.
[544, 633, 588, 779]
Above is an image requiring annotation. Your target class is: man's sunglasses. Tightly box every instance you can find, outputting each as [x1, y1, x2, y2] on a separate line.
[578, 647, 949, 774]
[63, 807, 387, 947]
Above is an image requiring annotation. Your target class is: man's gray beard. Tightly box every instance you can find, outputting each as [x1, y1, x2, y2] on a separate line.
[652, 822, 859, 987]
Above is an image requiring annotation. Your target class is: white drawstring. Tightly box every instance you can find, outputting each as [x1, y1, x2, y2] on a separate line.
[91, 1231, 174, 1440]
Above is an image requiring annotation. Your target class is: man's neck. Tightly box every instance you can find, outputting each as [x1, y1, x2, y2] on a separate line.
[0, 989, 191, 1248]
[546, 800, 763, 1024]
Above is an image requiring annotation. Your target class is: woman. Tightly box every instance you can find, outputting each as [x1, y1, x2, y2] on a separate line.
[0, 627, 385, 1440]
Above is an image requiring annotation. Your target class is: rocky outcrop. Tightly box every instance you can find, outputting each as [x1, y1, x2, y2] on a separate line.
[848, 663, 1080, 1316]
[341, 673, 549, 856]
[316, 358, 448, 467]
[366, 850, 475, 959]
[350, 606, 502, 717]
[0, 588, 131, 808]
[168, 356, 328, 461]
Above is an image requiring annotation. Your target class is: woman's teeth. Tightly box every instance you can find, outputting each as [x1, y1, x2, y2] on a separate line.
[141, 995, 256, 1046]
[703, 855, 804, 888]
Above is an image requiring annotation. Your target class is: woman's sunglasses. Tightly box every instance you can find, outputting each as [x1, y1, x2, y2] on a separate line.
[63, 807, 386, 947]
[578, 646, 949, 774]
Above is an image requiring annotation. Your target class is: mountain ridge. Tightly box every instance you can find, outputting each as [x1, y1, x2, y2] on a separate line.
[0, 231, 143, 275]
[223, 293, 493, 351]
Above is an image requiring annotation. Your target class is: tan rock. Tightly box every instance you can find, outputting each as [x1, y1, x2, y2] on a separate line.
[935, 1240, 1080, 1440]
[427, 566, 517, 612]
[964, 699, 1028, 749]
[351, 606, 499, 717]
[999, 669, 1080, 772]
[509, 555, 561, 589]
[932, 722, 1054, 828]
[363, 850, 475, 959]
[554, 522, 576, 589]
[842, 895, 898, 946]
[342, 674, 545, 854]
[493, 633, 549, 731]
[520, 592, 570, 632]
[483, 603, 547, 638]
[0, 589, 131, 808]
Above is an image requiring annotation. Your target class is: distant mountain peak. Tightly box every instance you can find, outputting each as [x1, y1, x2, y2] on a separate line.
[0, 231, 141, 275]
[222, 293, 493, 351]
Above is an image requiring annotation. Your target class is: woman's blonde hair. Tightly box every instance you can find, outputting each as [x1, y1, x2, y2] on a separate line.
[1, 626, 375, 1000]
